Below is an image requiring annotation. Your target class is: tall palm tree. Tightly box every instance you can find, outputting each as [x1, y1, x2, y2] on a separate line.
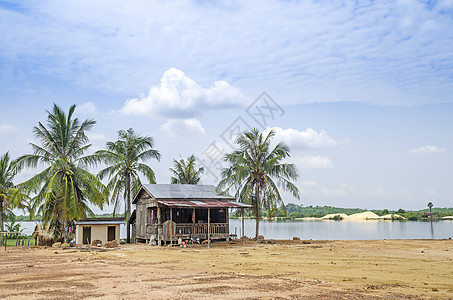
[92, 128, 160, 243]
[0, 152, 24, 246]
[170, 154, 204, 184]
[218, 128, 300, 240]
[427, 202, 434, 220]
[16, 104, 109, 242]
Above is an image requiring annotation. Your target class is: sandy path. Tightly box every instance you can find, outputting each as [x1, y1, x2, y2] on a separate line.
[0, 239, 452, 299]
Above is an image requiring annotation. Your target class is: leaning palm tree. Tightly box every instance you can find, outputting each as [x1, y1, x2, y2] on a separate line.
[16, 104, 109, 242]
[91, 128, 160, 243]
[0, 152, 24, 246]
[218, 128, 300, 240]
[170, 154, 204, 184]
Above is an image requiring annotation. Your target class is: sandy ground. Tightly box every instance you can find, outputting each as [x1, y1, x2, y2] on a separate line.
[1, 239, 452, 299]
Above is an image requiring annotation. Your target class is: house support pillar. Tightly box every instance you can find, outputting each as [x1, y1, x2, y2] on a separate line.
[207, 207, 211, 248]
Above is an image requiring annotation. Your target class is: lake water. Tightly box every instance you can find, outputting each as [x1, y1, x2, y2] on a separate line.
[18, 219, 453, 240]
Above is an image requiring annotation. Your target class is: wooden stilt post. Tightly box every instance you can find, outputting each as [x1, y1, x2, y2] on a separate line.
[170, 207, 173, 246]
[192, 208, 195, 240]
[157, 206, 162, 246]
[241, 208, 245, 245]
[208, 208, 211, 248]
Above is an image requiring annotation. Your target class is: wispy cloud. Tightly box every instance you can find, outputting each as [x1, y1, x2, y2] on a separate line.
[78, 102, 96, 115]
[410, 145, 445, 153]
[160, 118, 206, 137]
[292, 155, 334, 170]
[1, 1, 452, 105]
[266, 127, 338, 150]
[0, 124, 17, 133]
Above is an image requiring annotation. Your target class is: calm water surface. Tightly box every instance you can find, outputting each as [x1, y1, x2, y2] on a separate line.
[228, 219, 453, 240]
[19, 219, 453, 240]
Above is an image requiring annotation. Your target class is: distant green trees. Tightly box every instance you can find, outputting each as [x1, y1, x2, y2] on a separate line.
[230, 204, 453, 220]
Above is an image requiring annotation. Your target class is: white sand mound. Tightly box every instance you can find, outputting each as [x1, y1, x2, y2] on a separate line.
[298, 217, 321, 221]
[346, 211, 380, 220]
[321, 213, 349, 219]
[378, 214, 406, 220]
[442, 216, 453, 220]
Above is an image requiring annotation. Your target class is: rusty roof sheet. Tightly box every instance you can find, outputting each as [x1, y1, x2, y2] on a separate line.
[156, 199, 251, 208]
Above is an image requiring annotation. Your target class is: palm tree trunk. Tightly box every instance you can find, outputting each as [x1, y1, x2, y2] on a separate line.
[255, 184, 260, 241]
[64, 219, 68, 243]
[126, 174, 131, 243]
[0, 200, 4, 247]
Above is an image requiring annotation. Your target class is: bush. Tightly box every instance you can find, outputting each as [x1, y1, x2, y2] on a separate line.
[329, 215, 343, 220]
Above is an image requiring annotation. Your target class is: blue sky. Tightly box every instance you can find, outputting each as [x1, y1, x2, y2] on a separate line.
[1, 0, 452, 212]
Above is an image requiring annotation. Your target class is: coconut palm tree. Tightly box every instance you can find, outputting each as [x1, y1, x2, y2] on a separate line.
[16, 104, 109, 242]
[91, 128, 160, 243]
[427, 202, 434, 220]
[0, 152, 24, 246]
[218, 128, 300, 240]
[170, 154, 204, 184]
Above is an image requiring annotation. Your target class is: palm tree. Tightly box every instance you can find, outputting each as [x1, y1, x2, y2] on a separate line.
[91, 128, 160, 243]
[218, 128, 300, 240]
[427, 202, 434, 220]
[0, 152, 24, 246]
[170, 154, 204, 184]
[16, 104, 109, 242]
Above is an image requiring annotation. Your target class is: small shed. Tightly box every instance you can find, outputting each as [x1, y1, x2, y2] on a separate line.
[132, 184, 250, 244]
[74, 218, 125, 245]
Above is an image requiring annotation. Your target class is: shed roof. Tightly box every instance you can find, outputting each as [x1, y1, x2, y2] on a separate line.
[74, 218, 125, 225]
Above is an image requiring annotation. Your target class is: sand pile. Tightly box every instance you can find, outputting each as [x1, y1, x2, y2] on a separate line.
[346, 211, 380, 220]
[321, 213, 349, 220]
[379, 214, 406, 220]
[442, 216, 453, 220]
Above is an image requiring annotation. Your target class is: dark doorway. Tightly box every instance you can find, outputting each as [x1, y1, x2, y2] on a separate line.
[82, 226, 91, 244]
[107, 226, 116, 241]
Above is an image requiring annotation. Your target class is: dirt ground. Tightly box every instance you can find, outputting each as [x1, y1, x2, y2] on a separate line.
[0, 239, 452, 299]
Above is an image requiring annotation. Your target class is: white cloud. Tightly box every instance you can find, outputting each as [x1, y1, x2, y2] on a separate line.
[301, 181, 318, 188]
[266, 127, 338, 149]
[0, 125, 17, 133]
[2, 2, 452, 105]
[77, 102, 96, 114]
[409, 145, 445, 153]
[121, 68, 248, 118]
[86, 132, 107, 141]
[292, 155, 334, 170]
[160, 118, 206, 137]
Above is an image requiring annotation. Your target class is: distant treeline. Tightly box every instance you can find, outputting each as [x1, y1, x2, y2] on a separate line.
[14, 205, 453, 222]
[231, 204, 453, 221]
[14, 213, 125, 222]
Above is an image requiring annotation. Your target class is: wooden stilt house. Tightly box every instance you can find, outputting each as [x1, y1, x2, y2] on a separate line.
[132, 184, 250, 244]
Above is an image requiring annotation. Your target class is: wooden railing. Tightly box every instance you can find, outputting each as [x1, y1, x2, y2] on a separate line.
[145, 223, 228, 240]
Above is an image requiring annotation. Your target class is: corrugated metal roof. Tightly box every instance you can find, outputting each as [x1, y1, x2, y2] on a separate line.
[141, 184, 235, 200]
[156, 199, 251, 208]
[74, 218, 126, 225]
